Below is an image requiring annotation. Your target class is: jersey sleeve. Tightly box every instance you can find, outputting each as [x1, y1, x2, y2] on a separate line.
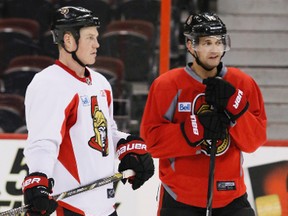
[24, 74, 71, 177]
[105, 88, 130, 151]
[226, 71, 267, 152]
[140, 77, 201, 159]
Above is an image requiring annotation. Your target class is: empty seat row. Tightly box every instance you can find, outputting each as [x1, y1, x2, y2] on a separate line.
[0, 92, 131, 133]
[0, 0, 167, 134]
[0, 54, 127, 96]
[0, 18, 158, 83]
[0, 0, 162, 33]
[0, 93, 26, 133]
[0, 54, 130, 132]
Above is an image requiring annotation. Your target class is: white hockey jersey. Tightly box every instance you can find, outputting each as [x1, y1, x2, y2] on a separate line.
[24, 60, 129, 216]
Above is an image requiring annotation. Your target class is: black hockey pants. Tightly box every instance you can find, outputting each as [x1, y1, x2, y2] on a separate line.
[159, 187, 255, 216]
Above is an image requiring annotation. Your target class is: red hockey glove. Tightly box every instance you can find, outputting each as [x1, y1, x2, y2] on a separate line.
[203, 77, 249, 121]
[181, 114, 205, 147]
[117, 135, 154, 190]
[22, 172, 58, 216]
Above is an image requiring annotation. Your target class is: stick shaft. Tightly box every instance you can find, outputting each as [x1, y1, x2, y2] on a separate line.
[0, 170, 135, 216]
[206, 140, 217, 216]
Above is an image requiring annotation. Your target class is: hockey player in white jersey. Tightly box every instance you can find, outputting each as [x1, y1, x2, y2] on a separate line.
[22, 6, 154, 216]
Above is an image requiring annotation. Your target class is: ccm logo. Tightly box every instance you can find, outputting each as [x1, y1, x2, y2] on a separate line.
[190, 115, 199, 135]
[233, 89, 243, 109]
[117, 143, 147, 156]
[22, 177, 41, 188]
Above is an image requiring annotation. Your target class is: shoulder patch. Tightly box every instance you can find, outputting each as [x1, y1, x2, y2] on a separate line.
[178, 102, 191, 112]
[80, 95, 90, 106]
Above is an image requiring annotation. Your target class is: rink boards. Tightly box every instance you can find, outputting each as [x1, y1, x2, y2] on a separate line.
[0, 134, 287, 216]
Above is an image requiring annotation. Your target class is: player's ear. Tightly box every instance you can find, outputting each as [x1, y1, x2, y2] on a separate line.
[186, 40, 195, 55]
[63, 32, 75, 51]
[186, 40, 192, 50]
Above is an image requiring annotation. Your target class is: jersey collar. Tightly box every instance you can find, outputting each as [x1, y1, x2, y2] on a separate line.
[55, 60, 92, 85]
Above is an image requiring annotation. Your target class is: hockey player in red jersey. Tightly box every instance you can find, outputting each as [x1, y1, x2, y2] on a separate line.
[140, 12, 267, 216]
[22, 6, 154, 216]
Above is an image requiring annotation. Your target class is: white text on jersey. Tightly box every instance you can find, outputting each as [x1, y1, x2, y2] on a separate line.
[190, 115, 199, 135]
[233, 89, 243, 109]
[117, 143, 147, 157]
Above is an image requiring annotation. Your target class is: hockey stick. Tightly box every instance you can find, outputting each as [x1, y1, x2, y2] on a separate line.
[0, 169, 135, 216]
[206, 139, 217, 216]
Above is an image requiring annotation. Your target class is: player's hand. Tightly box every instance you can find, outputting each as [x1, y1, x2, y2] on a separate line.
[198, 111, 230, 140]
[203, 77, 249, 121]
[22, 172, 58, 216]
[181, 110, 229, 147]
[117, 136, 155, 190]
[118, 153, 154, 190]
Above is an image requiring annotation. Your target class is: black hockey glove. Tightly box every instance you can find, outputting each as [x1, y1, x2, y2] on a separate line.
[203, 77, 249, 121]
[117, 135, 154, 190]
[181, 110, 230, 147]
[22, 172, 58, 216]
[198, 111, 230, 140]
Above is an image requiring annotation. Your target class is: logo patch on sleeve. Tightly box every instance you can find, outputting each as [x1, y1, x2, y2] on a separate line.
[80, 95, 90, 106]
[217, 181, 236, 191]
[178, 102, 191, 112]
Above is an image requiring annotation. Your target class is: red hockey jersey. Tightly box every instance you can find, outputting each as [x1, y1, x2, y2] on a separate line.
[140, 64, 267, 208]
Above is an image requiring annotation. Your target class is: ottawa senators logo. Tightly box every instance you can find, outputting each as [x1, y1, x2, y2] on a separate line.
[192, 93, 230, 156]
[88, 96, 109, 156]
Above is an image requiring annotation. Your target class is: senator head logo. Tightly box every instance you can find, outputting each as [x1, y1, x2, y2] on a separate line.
[88, 96, 109, 156]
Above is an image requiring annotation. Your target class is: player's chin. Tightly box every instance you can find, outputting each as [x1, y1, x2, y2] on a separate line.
[206, 62, 219, 69]
[207, 58, 221, 67]
[87, 56, 96, 65]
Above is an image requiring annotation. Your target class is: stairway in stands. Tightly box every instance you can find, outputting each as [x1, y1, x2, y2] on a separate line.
[217, 0, 288, 140]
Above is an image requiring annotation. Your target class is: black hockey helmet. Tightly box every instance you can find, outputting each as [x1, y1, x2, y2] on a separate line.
[183, 12, 230, 52]
[51, 6, 100, 45]
[184, 12, 227, 38]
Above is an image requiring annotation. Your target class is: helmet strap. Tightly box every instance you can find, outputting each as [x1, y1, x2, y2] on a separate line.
[71, 31, 86, 67]
[71, 51, 86, 67]
[62, 34, 87, 68]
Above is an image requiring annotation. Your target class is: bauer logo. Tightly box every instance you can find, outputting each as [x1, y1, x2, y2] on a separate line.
[178, 102, 191, 112]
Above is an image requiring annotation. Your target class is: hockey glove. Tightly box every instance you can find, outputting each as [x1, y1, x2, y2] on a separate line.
[198, 111, 230, 140]
[181, 110, 230, 147]
[117, 135, 154, 190]
[181, 114, 205, 147]
[22, 172, 58, 216]
[203, 77, 249, 121]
